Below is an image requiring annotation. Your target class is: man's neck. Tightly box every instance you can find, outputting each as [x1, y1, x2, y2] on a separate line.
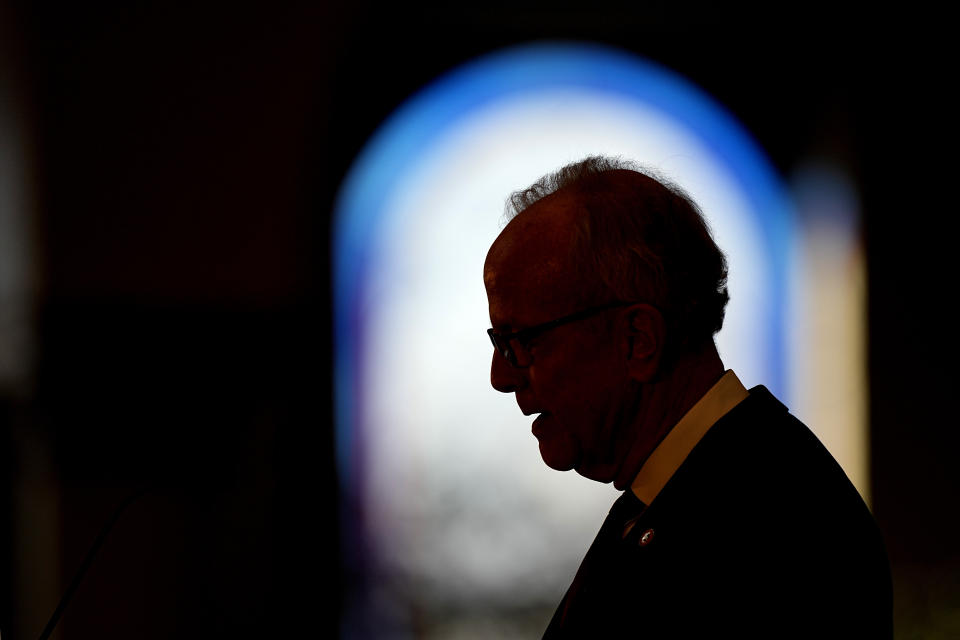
[612, 343, 725, 490]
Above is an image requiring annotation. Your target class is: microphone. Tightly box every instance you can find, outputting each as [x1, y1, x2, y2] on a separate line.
[36, 485, 157, 640]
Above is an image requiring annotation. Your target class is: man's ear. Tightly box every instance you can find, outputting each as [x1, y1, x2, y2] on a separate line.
[623, 304, 665, 382]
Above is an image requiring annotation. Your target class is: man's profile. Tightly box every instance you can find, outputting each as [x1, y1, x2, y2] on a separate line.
[483, 157, 892, 637]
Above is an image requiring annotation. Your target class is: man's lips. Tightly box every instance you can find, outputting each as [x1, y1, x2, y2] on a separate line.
[518, 402, 550, 436]
[531, 412, 550, 437]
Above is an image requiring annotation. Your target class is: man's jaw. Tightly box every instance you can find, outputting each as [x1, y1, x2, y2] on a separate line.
[578, 410, 638, 487]
[576, 457, 624, 486]
[526, 407, 627, 484]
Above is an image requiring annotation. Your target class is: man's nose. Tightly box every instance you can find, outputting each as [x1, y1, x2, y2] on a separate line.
[490, 350, 527, 393]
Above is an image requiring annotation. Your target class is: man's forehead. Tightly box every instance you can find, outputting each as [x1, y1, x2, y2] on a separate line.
[484, 191, 587, 319]
[485, 198, 576, 278]
[484, 254, 570, 298]
[488, 189, 578, 259]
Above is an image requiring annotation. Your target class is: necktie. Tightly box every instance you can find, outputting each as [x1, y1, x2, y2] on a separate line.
[607, 489, 647, 539]
[551, 491, 648, 633]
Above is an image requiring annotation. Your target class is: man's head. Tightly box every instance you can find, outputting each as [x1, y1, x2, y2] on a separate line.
[483, 156, 729, 485]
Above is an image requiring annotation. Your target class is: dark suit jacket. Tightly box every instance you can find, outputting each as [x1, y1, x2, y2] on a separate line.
[544, 386, 892, 638]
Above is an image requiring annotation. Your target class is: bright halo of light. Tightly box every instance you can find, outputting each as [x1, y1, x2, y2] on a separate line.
[333, 42, 861, 637]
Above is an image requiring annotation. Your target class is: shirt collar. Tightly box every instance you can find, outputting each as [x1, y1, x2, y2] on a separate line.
[629, 370, 749, 505]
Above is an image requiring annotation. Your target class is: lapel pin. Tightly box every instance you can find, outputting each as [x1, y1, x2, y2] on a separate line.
[639, 528, 655, 546]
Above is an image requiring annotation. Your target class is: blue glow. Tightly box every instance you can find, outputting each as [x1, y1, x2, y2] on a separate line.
[334, 42, 793, 483]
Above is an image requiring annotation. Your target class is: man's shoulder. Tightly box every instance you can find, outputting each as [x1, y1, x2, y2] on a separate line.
[683, 385, 847, 484]
[553, 386, 893, 639]
[611, 386, 892, 636]
[649, 385, 876, 532]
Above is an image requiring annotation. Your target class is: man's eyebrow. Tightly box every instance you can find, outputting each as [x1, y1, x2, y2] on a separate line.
[490, 311, 526, 332]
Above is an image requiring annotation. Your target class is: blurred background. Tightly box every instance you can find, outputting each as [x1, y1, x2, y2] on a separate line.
[1, 2, 957, 639]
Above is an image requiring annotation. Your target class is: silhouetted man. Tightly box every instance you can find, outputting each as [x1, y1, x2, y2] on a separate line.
[483, 157, 892, 638]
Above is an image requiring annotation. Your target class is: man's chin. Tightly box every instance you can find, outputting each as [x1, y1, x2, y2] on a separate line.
[538, 439, 580, 472]
[539, 441, 619, 484]
[576, 461, 620, 485]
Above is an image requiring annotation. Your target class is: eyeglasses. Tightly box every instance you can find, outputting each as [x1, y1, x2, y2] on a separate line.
[487, 301, 629, 367]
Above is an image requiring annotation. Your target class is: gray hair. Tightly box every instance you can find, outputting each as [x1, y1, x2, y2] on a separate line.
[506, 156, 729, 359]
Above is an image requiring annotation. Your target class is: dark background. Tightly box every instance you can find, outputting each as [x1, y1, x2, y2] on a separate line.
[1, 2, 956, 638]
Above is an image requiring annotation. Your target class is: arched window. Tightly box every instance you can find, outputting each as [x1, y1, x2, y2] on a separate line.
[334, 42, 864, 637]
